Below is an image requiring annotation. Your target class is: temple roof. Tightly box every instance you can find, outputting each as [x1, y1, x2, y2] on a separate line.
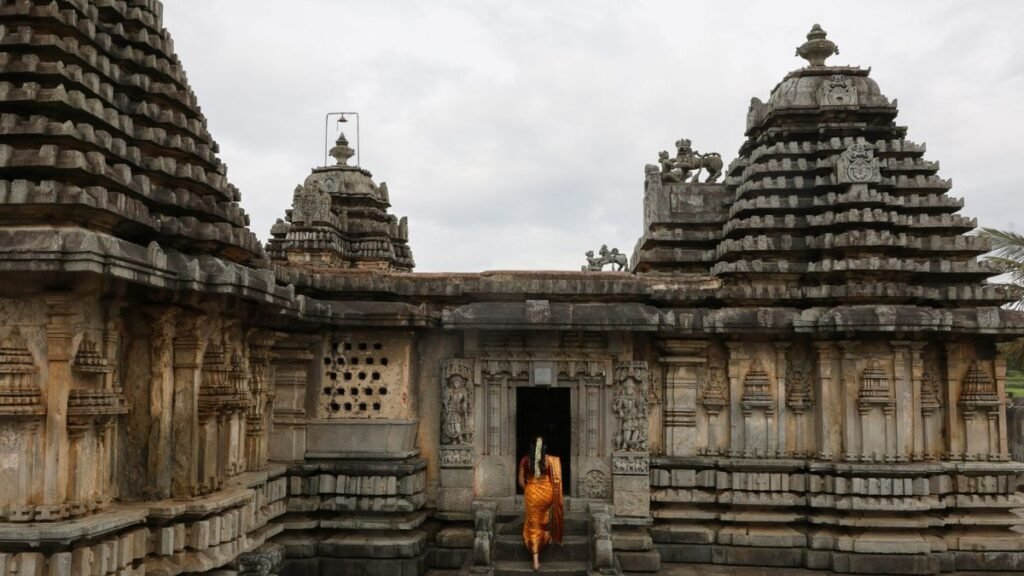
[0, 0, 265, 265]
[636, 25, 1009, 309]
[267, 132, 414, 272]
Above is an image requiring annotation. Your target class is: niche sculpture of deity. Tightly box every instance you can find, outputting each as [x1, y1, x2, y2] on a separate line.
[613, 362, 650, 452]
[442, 359, 474, 445]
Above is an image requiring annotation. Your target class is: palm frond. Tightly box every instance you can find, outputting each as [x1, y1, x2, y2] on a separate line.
[979, 228, 1024, 264]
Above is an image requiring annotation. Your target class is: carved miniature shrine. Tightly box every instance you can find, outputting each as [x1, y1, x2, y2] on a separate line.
[0, 5, 1021, 575]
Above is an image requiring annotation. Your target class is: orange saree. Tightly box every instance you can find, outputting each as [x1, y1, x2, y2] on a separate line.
[518, 454, 563, 555]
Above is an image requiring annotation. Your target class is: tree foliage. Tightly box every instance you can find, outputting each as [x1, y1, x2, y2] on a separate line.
[979, 228, 1024, 371]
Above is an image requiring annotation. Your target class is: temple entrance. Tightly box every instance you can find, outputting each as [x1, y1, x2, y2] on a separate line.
[515, 387, 571, 495]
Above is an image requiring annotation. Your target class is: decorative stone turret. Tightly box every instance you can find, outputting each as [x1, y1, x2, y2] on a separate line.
[267, 132, 415, 272]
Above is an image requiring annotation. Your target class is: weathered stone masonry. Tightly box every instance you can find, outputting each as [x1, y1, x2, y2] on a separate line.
[0, 6, 1023, 576]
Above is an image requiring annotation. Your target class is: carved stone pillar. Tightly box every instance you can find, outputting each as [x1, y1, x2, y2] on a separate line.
[132, 307, 178, 500]
[813, 342, 837, 460]
[995, 355, 1010, 460]
[892, 342, 911, 462]
[657, 340, 707, 457]
[246, 330, 280, 471]
[269, 336, 316, 462]
[171, 315, 205, 498]
[725, 343, 745, 457]
[67, 329, 123, 515]
[773, 343, 789, 458]
[701, 345, 728, 455]
[0, 326, 45, 521]
[943, 342, 964, 459]
[41, 295, 75, 520]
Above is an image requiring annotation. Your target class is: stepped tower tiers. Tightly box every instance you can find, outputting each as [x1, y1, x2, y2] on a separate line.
[5, 7, 1024, 576]
[267, 132, 414, 272]
[0, 0, 265, 266]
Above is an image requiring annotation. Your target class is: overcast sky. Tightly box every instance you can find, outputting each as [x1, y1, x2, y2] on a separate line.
[162, 1, 1024, 272]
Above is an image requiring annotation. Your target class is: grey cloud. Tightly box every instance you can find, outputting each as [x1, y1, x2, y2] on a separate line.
[163, 0, 1024, 271]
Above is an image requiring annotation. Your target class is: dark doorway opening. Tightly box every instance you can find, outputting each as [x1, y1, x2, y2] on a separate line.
[516, 387, 571, 496]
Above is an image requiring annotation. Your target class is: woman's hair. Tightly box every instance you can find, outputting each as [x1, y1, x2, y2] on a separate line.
[527, 436, 547, 478]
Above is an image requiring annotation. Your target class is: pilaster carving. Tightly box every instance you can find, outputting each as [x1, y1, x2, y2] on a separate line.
[0, 327, 43, 522]
[613, 362, 649, 452]
[740, 360, 773, 413]
[0, 328, 44, 417]
[579, 470, 610, 499]
[958, 360, 1000, 410]
[858, 361, 894, 412]
[785, 346, 814, 412]
[698, 352, 728, 414]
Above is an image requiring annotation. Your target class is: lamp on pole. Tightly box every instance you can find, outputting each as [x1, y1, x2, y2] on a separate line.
[324, 111, 360, 167]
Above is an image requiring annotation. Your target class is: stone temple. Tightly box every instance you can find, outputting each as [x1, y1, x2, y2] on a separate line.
[0, 4, 1022, 575]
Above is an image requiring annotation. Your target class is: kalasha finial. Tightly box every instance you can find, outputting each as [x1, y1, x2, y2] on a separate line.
[795, 23, 839, 67]
[329, 132, 355, 166]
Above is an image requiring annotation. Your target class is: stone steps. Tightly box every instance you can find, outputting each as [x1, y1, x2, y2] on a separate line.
[496, 514, 589, 535]
[492, 514, 592, 575]
[493, 560, 589, 576]
[495, 534, 589, 562]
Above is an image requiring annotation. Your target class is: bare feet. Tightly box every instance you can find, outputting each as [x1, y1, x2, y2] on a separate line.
[532, 553, 540, 571]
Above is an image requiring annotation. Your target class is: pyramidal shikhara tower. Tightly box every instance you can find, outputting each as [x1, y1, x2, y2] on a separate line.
[267, 132, 414, 272]
[2, 5, 1024, 576]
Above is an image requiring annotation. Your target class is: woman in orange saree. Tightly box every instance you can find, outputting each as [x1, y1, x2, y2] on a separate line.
[517, 436, 564, 571]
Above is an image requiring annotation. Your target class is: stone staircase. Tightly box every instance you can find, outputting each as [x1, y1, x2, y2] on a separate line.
[489, 513, 591, 575]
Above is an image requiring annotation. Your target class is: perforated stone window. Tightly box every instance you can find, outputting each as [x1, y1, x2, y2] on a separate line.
[320, 336, 403, 419]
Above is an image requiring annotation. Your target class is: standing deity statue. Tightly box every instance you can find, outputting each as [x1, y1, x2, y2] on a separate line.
[613, 378, 649, 451]
[442, 359, 474, 445]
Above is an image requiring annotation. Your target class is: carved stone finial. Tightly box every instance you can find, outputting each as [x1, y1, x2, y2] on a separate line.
[796, 24, 839, 67]
[73, 335, 112, 374]
[959, 360, 999, 407]
[669, 138, 723, 183]
[329, 132, 355, 167]
[741, 360, 773, 410]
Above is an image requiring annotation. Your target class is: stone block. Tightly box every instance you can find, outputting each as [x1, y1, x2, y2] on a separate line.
[650, 524, 715, 544]
[318, 555, 425, 576]
[190, 520, 210, 551]
[431, 547, 469, 569]
[616, 550, 660, 572]
[655, 543, 712, 564]
[156, 527, 174, 556]
[612, 529, 652, 551]
[440, 468, 473, 489]
[436, 526, 475, 548]
[670, 469, 696, 487]
[47, 552, 72, 576]
[613, 474, 649, 493]
[318, 530, 426, 559]
[845, 553, 940, 575]
[15, 553, 43, 576]
[279, 558, 318, 576]
[71, 547, 91, 576]
[613, 489, 649, 518]
[438, 487, 473, 514]
[712, 545, 803, 567]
